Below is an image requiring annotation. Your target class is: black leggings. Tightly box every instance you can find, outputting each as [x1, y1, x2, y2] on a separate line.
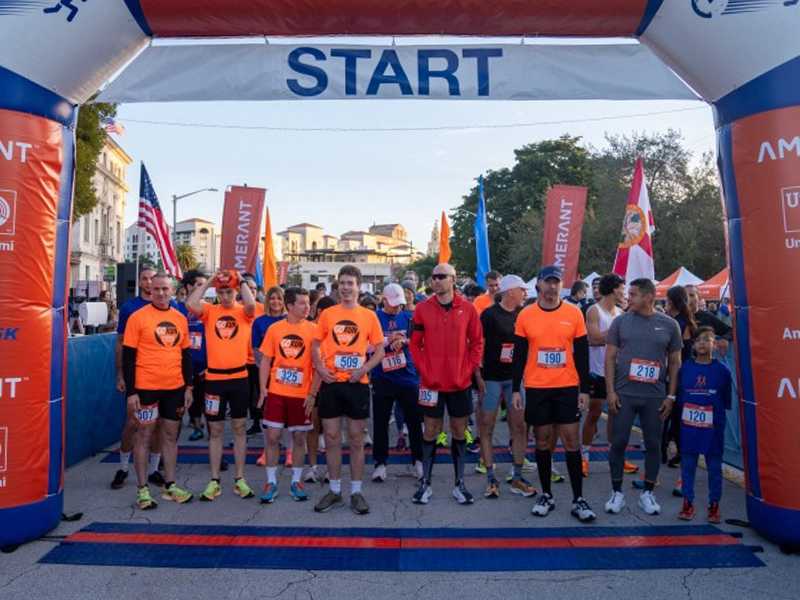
[371, 379, 423, 466]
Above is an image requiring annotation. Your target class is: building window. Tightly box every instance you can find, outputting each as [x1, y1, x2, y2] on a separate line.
[84, 215, 90, 243]
[85, 266, 90, 281]
[94, 219, 99, 245]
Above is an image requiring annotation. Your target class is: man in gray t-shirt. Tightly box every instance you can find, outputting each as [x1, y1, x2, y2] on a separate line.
[603, 279, 682, 517]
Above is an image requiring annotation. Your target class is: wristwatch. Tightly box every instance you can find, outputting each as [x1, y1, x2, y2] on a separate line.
[666, 394, 676, 401]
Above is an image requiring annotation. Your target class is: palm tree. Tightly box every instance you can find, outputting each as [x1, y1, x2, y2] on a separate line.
[175, 243, 197, 272]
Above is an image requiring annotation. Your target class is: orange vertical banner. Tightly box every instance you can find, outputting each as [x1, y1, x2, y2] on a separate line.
[261, 207, 277, 288]
[439, 211, 451, 264]
[541, 185, 587, 285]
[219, 186, 266, 273]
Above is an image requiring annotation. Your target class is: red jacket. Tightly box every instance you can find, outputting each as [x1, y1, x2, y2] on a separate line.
[409, 294, 484, 392]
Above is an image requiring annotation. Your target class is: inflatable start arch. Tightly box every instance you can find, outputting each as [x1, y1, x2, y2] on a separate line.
[1, 0, 799, 548]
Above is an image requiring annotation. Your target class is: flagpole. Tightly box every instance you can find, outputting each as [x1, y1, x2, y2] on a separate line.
[135, 161, 142, 297]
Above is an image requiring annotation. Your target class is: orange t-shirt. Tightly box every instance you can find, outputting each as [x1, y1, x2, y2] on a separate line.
[514, 301, 587, 389]
[314, 304, 384, 384]
[473, 293, 494, 315]
[123, 304, 190, 390]
[260, 319, 317, 398]
[201, 303, 255, 381]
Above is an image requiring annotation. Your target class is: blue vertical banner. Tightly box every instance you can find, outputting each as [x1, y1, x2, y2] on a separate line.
[474, 175, 491, 287]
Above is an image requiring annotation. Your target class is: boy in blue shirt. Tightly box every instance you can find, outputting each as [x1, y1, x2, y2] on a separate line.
[677, 326, 732, 523]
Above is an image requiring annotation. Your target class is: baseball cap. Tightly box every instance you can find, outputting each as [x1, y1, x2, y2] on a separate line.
[382, 283, 405, 307]
[498, 274, 533, 293]
[400, 280, 417, 293]
[537, 265, 564, 282]
[215, 270, 239, 290]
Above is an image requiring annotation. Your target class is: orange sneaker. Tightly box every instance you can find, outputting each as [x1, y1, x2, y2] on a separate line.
[582, 459, 589, 478]
[256, 451, 266, 467]
[624, 461, 640, 474]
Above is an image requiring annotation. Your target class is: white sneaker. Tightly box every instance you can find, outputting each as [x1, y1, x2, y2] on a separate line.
[605, 491, 626, 514]
[372, 464, 387, 482]
[363, 432, 373, 447]
[522, 458, 537, 472]
[571, 497, 596, 522]
[531, 492, 555, 516]
[402, 424, 409, 436]
[413, 460, 424, 480]
[638, 490, 661, 515]
[304, 465, 318, 483]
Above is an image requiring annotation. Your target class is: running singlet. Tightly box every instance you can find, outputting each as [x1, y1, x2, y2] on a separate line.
[123, 304, 190, 390]
[201, 303, 255, 381]
[315, 304, 384, 384]
[514, 301, 586, 389]
[473, 293, 494, 315]
[261, 319, 317, 398]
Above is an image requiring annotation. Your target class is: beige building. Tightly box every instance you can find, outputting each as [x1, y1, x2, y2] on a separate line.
[70, 137, 131, 298]
[175, 218, 220, 272]
[426, 220, 440, 257]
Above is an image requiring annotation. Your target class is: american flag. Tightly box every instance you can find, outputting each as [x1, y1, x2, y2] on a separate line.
[105, 117, 125, 136]
[138, 164, 182, 278]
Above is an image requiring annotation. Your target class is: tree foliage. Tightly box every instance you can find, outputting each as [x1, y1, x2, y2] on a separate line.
[175, 243, 197, 272]
[450, 130, 726, 282]
[73, 102, 117, 219]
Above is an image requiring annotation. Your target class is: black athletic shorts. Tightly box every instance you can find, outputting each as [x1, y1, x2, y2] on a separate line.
[419, 387, 472, 420]
[204, 377, 249, 422]
[318, 382, 370, 420]
[137, 387, 185, 422]
[524, 386, 580, 427]
[589, 374, 607, 400]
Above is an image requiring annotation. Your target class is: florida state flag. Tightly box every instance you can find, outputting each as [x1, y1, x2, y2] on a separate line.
[612, 157, 655, 282]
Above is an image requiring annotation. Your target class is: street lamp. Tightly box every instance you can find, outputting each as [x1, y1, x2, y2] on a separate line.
[172, 187, 218, 243]
[450, 206, 477, 217]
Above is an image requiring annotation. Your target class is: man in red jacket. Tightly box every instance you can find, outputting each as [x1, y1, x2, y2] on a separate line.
[409, 263, 484, 505]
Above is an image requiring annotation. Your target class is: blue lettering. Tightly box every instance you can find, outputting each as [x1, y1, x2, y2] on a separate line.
[418, 49, 460, 96]
[0, 328, 18, 341]
[287, 47, 328, 97]
[330, 49, 372, 95]
[366, 50, 413, 96]
[462, 48, 503, 97]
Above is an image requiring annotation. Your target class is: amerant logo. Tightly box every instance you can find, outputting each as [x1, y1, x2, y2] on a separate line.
[692, 0, 798, 19]
[214, 316, 239, 340]
[332, 321, 360, 346]
[279, 334, 306, 359]
[0, 377, 23, 399]
[154, 322, 181, 347]
[0, 190, 17, 239]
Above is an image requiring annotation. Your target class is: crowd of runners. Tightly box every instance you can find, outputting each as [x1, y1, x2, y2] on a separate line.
[113, 262, 733, 524]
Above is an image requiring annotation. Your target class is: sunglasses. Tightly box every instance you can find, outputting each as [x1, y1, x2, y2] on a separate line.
[431, 274, 451, 280]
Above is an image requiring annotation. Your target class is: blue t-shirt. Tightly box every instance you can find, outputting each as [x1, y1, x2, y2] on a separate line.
[679, 359, 732, 456]
[177, 302, 207, 371]
[371, 308, 418, 387]
[252, 314, 286, 351]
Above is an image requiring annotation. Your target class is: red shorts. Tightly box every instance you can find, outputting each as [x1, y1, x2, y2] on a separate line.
[263, 392, 313, 431]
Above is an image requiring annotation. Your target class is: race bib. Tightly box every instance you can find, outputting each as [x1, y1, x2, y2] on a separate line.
[418, 388, 439, 407]
[382, 351, 407, 372]
[682, 403, 714, 428]
[629, 359, 660, 383]
[537, 348, 566, 368]
[205, 393, 221, 416]
[190, 332, 203, 350]
[275, 367, 304, 387]
[135, 406, 158, 424]
[500, 343, 514, 363]
[334, 352, 365, 371]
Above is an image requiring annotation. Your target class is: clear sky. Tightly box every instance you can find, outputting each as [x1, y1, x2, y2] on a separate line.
[118, 96, 715, 255]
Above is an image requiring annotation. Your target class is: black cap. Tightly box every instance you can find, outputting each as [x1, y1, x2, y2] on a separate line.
[538, 265, 564, 282]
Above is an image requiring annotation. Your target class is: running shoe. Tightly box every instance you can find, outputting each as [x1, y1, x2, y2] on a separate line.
[672, 478, 684, 497]
[372, 464, 387, 483]
[531, 492, 554, 517]
[200, 479, 222, 501]
[623, 461, 640, 474]
[499, 408, 507, 422]
[220, 459, 229, 472]
[314, 490, 345, 512]
[402, 424, 409, 436]
[161, 483, 193, 504]
[290, 482, 308, 502]
[413, 460, 424, 480]
[505, 466, 514, 484]
[605, 491, 626, 514]
[667, 455, 682, 468]
[522, 458, 537, 472]
[571, 497, 596, 522]
[363, 433, 373, 448]
[509, 477, 537, 498]
[260, 482, 278, 504]
[678, 499, 696, 521]
[304, 465, 318, 483]
[474, 458, 487, 474]
[436, 431, 448, 447]
[395, 436, 407, 451]
[550, 466, 566, 484]
[632, 475, 659, 489]
[148, 471, 166, 486]
[466, 440, 481, 454]
[256, 451, 266, 467]
[452, 480, 475, 505]
[285, 450, 293, 467]
[234, 477, 255, 499]
[246, 423, 262, 436]
[350, 492, 370, 515]
[582, 459, 589, 478]
[189, 427, 204, 441]
[707, 502, 722, 523]
[413, 481, 433, 504]
[110, 469, 128, 490]
[136, 486, 158, 510]
[485, 477, 500, 499]
[638, 490, 661, 515]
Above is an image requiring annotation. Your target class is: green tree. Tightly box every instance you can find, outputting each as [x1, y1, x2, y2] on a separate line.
[175, 243, 197, 272]
[137, 252, 157, 270]
[403, 255, 438, 286]
[73, 102, 117, 219]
